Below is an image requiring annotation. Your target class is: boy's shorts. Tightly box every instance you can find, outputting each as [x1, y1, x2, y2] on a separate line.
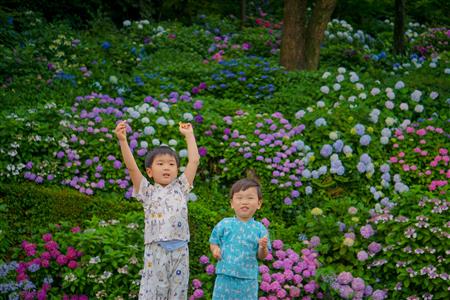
[139, 242, 189, 300]
[212, 274, 258, 300]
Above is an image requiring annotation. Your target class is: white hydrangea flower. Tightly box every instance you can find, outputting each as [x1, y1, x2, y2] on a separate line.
[329, 131, 339, 140]
[338, 67, 346, 74]
[429, 91, 439, 99]
[414, 104, 424, 113]
[333, 83, 341, 91]
[410, 90, 422, 102]
[387, 91, 395, 100]
[355, 83, 364, 90]
[385, 101, 394, 109]
[322, 71, 331, 79]
[394, 81, 405, 89]
[370, 88, 381, 96]
[183, 113, 194, 121]
[350, 73, 359, 82]
[385, 117, 396, 126]
[109, 76, 118, 84]
[179, 149, 188, 157]
[348, 96, 356, 102]
[320, 86, 330, 94]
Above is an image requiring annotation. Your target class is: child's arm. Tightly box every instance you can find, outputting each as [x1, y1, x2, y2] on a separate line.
[115, 120, 143, 193]
[210, 244, 222, 260]
[179, 122, 200, 186]
[258, 236, 269, 260]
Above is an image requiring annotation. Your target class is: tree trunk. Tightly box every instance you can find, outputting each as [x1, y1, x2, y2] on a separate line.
[280, 0, 308, 70]
[280, 0, 337, 71]
[241, 0, 247, 28]
[393, 0, 406, 55]
[305, 0, 337, 70]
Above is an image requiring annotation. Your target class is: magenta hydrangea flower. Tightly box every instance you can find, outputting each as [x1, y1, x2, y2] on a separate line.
[272, 240, 283, 250]
[193, 289, 204, 298]
[261, 218, 270, 228]
[192, 279, 202, 289]
[259, 265, 270, 273]
[42, 233, 52, 242]
[304, 281, 316, 293]
[199, 255, 209, 265]
[205, 264, 215, 275]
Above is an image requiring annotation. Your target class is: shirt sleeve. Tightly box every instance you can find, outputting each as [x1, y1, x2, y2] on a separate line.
[132, 177, 153, 204]
[209, 220, 224, 246]
[177, 173, 193, 194]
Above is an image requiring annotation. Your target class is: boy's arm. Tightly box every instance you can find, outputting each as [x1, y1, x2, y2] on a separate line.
[115, 121, 143, 193]
[258, 236, 269, 260]
[179, 123, 200, 186]
[210, 244, 222, 260]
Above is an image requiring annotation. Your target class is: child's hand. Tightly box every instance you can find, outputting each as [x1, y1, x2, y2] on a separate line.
[212, 245, 222, 260]
[179, 122, 194, 136]
[258, 236, 268, 249]
[115, 120, 128, 141]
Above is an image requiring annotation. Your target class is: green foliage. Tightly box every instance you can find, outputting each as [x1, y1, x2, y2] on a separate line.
[372, 189, 449, 298]
[0, 182, 140, 259]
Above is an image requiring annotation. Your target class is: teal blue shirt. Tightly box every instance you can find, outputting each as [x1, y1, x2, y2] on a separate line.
[209, 217, 270, 279]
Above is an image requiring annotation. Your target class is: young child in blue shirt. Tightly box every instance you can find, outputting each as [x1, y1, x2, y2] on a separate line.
[209, 178, 270, 300]
[115, 120, 200, 300]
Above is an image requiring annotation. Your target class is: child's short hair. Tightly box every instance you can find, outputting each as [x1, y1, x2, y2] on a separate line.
[144, 146, 180, 168]
[230, 178, 262, 200]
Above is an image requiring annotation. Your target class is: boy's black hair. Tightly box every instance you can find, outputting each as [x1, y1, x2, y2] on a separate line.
[230, 178, 263, 200]
[144, 146, 180, 169]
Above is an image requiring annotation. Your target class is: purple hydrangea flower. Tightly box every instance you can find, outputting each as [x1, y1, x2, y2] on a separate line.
[360, 224, 375, 239]
[337, 271, 353, 285]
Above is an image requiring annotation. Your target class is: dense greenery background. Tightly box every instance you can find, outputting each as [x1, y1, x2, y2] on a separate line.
[0, 1, 448, 299]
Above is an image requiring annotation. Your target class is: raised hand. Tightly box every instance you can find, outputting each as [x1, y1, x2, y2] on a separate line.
[115, 120, 128, 141]
[179, 122, 194, 136]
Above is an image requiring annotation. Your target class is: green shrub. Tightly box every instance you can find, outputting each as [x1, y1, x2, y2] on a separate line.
[0, 182, 140, 259]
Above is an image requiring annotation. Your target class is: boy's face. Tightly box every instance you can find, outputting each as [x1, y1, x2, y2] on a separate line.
[146, 154, 178, 186]
[231, 187, 261, 222]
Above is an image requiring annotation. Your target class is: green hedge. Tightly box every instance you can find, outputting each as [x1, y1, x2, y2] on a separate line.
[0, 182, 140, 259]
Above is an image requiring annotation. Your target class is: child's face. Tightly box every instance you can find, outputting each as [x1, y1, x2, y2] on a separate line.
[231, 187, 261, 222]
[146, 154, 178, 186]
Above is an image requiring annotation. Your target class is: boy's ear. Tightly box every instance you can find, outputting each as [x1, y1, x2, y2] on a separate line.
[146, 167, 153, 178]
[258, 198, 263, 208]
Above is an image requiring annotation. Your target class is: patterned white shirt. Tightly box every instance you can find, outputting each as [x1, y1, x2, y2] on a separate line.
[133, 174, 192, 244]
